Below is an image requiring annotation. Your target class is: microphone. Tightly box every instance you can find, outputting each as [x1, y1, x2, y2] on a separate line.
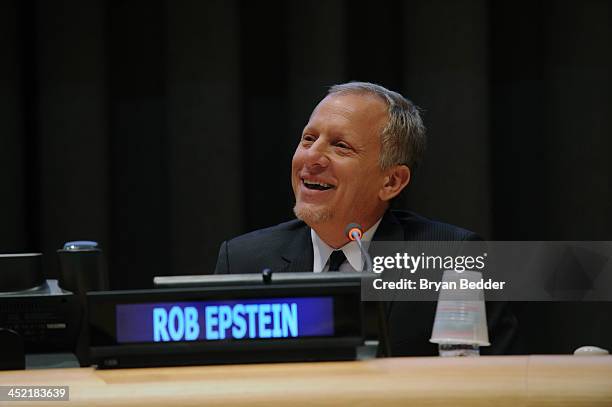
[344, 223, 373, 272]
[344, 223, 391, 357]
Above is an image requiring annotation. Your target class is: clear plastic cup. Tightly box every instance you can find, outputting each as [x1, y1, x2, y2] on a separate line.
[430, 270, 490, 356]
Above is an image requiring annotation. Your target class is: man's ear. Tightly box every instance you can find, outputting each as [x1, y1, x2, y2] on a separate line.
[379, 165, 411, 202]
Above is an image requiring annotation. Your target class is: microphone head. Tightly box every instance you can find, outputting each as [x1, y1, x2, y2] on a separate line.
[344, 223, 363, 241]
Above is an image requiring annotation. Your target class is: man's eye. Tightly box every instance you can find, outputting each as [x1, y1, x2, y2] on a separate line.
[302, 134, 315, 142]
[335, 142, 351, 150]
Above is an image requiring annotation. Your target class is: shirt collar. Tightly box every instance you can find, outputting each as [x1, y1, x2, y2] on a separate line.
[311, 218, 382, 273]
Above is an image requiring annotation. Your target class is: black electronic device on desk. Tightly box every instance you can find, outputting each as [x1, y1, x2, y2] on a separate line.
[88, 272, 369, 369]
[0, 280, 80, 351]
[0, 253, 81, 370]
[1, 243, 109, 370]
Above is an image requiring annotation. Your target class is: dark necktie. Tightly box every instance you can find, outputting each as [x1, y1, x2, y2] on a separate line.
[328, 250, 346, 272]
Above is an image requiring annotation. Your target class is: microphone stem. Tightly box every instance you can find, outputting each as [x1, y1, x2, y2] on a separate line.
[352, 232, 373, 272]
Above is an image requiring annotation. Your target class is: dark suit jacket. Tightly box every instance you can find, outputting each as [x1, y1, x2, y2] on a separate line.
[215, 209, 519, 356]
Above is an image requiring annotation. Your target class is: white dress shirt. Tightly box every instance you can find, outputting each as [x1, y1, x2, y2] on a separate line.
[311, 219, 382, 273]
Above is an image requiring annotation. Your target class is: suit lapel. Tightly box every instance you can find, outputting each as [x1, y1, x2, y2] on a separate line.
[279, 223, 314, 273]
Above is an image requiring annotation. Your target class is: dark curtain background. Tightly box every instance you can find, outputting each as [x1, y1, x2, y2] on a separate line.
[2, 0, 611, 352]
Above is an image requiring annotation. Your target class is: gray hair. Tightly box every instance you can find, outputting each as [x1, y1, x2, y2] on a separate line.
[328, 82, 426, 172]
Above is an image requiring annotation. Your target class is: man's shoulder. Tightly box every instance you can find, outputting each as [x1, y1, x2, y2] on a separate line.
[215, 218, 310, 274]
[388, 209, 480, 241]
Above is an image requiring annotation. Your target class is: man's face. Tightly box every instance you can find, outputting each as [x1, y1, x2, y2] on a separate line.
[292, 93, 390, 232]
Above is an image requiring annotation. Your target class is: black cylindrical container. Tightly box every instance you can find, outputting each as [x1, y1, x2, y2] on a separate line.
[57, 241, 108, 367]
[57, 241, 108, 294]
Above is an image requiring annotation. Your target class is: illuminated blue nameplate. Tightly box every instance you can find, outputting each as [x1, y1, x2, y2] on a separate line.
[116, 297, 334, 343]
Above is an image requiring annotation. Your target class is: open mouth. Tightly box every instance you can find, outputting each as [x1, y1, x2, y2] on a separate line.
[302, 179, 335, 191]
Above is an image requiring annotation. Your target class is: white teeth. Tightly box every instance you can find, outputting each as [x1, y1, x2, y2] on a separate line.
[303, 179, 333, 188]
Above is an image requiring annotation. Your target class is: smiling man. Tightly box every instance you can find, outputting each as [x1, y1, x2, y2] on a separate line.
[292, 89, 411, 250]
[215, 82, 517, 355]
[216, 82, 433, 274]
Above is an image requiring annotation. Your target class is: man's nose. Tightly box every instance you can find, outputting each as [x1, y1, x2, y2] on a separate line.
[303, 140, 330, 169]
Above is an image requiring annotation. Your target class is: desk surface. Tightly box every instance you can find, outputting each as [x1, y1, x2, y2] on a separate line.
[1, 356, 611, 406]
